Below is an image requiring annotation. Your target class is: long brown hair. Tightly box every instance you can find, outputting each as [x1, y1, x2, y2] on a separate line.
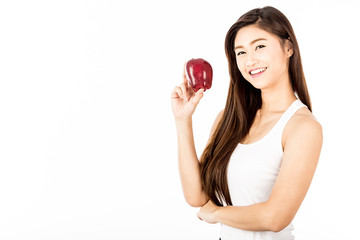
[199, 6, 312, 206]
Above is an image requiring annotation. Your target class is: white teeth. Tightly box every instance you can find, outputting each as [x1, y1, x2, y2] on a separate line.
[250, 68, 266, 75]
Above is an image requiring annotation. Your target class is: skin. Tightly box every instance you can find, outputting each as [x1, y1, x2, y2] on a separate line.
[171, 24, 323, 232]
[171, 66, 207, 207]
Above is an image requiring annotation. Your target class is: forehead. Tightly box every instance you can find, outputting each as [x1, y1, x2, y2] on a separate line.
[234, 25, 278, 47]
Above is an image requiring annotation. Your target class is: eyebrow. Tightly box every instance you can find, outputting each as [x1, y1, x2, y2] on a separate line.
[234, 38, 267, 50]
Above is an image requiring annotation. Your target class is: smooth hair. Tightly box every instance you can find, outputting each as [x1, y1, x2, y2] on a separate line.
[199, 6, 312, 206]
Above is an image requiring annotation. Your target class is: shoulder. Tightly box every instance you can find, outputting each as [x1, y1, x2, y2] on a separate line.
[210, 109, 225, 133]
[283, 107, 323, 148]
[205, 109, 225, 144]
[216, 109, 225, 122]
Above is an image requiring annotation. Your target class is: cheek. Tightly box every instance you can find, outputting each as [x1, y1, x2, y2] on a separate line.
[271, 54, 287, 74]
[236, 58, 247, 77]
[267, 48, 287, 70]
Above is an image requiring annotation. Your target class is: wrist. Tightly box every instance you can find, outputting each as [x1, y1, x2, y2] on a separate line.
[175, 117, 192, 127]
[213, 205, 224, 223]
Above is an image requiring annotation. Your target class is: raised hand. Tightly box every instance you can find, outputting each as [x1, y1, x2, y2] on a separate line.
[171, 64, 204, 120]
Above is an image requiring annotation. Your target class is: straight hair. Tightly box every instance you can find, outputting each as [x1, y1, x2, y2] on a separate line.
[199, 6, 312, 206]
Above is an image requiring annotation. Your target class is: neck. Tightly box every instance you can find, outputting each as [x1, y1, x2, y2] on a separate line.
[260, 76, 297, 114]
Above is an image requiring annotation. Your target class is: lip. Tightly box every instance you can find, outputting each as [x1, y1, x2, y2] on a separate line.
[248, 67, 267, 78]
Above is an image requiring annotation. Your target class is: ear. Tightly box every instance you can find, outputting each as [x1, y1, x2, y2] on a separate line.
[284, 39, 294, 58]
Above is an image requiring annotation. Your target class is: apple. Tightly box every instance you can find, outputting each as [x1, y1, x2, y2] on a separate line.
[185, 58, 213, 92]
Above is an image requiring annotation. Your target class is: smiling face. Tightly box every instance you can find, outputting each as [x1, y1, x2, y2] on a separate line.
[234, 24, 293, 90]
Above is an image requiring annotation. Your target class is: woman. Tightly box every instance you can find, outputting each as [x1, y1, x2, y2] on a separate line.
[171, 6, 322, 240]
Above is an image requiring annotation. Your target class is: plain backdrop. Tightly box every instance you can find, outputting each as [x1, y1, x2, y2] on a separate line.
[0, 0, 359, 239]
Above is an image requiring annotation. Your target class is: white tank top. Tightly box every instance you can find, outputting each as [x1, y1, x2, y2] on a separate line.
[220, 99, 307, 240]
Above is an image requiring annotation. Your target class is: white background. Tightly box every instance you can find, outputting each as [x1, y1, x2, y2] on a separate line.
[0, 0, 359, 239]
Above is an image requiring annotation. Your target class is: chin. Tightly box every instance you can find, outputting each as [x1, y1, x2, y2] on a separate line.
[247, 76, 277, 91]
[247, 80, 268, 90]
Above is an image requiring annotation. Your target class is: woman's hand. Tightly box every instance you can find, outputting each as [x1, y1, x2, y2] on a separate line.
[197, 200, 220, 224]
[171, 64, 204, 120]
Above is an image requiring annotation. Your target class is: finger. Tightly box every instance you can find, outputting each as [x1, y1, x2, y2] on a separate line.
[179, 83, 190, 101]
[171, 86, 183, 99]
[183, 62, 188, 85]
[183, 63, 196, 97]
[197, 212, 203, 221]
[191, 88, 204, 105]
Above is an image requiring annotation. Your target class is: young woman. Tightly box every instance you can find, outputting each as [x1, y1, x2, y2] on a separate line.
[171, 6, 322, 240]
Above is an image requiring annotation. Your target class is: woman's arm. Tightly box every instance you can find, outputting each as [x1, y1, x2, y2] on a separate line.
[171, 65, 224, 207]
[198, 116, 323, 231]
[175, 110, 224, 207]
[175, 117, 207, 207]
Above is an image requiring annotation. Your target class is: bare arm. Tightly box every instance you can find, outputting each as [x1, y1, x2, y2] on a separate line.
[176, 110, 224, 207]
[171, 65, 223, 207]
[197, 116, 323, 231]
[175, 118, 207, 207]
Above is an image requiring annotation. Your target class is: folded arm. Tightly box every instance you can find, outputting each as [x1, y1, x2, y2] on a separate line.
[198, 117, 323, 232]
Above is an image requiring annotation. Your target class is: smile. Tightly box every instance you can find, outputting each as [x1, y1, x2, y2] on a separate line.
[249, 67, 267, 78]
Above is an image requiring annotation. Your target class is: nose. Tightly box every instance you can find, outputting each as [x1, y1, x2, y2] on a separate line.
[245, 54, 258, 68]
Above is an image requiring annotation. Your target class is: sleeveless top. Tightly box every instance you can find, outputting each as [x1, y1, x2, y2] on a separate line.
[219, 99, 307, 240]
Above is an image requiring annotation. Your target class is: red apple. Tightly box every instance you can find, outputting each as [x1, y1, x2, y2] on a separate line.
[185, 58, 213, 92]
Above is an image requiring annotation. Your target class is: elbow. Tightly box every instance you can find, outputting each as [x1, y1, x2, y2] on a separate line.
[268, 222, 289, 233]
[187, 200, 204, 208]
[184, 194, 207, 208]
[265, 208, 293, 232]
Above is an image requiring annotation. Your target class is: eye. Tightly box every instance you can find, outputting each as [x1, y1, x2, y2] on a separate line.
[255, 45, 265, 50]
[236, 51, 246, 56]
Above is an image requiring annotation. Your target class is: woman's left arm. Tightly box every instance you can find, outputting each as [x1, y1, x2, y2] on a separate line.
[198, 118, 323, 232]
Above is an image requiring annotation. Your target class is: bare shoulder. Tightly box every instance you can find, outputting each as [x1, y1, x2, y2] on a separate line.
[205, 109, 225, 145]
[215, 109, 225, 122]
[210, 109, 225, 134]
[283, 107, 323, 147]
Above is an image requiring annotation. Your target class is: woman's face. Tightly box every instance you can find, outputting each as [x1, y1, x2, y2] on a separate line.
[234, 25, 293, 90]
